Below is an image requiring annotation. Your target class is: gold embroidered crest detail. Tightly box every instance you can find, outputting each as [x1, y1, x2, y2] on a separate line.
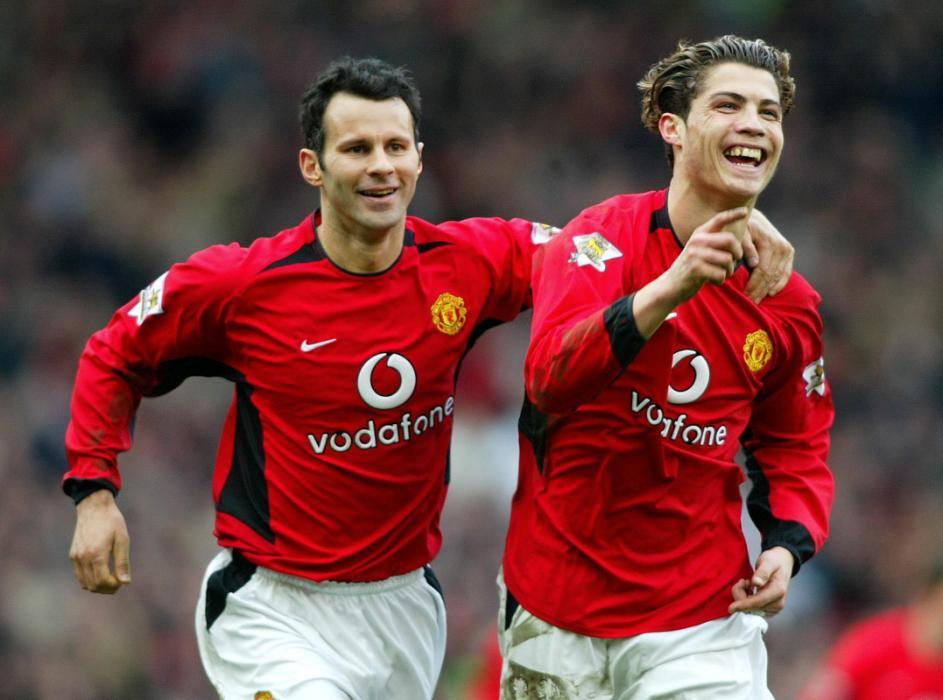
[431, 293, 467, 335]
[743, 330, 773, 372]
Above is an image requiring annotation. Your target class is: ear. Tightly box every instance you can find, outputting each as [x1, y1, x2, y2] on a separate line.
[416, 141, 424, 177]
[299, 148, 323, 188]
[658, 113, 685, 147]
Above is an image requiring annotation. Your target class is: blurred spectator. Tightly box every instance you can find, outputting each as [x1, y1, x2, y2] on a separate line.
[2, 1, 942, 697]
[798, 558, 943, 700]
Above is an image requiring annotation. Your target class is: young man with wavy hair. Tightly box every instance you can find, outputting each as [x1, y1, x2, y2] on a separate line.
[500, 35, 833, 698]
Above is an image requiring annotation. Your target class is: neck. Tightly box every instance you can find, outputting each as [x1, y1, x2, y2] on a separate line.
[317, 208, 405, 274]
[666, 178, 755, 244]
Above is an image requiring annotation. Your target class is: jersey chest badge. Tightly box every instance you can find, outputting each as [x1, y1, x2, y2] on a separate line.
[431, 292, 467, 335]
[743, 329, 773, 372]
[568, 232, 622, 271]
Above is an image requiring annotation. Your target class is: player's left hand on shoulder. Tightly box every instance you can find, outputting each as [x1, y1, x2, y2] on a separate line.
[728, 546, 795, 618]
[743, 208, 794, 304]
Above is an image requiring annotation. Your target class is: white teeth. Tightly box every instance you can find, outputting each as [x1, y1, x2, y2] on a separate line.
[725, 146, 762, 162]
[364, 189, 395, 196]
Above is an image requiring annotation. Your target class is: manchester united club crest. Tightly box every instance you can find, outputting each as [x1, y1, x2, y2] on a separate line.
[431, 292, 467, 335]
[743, 330, 773, 372]
[254, 692, 274, 700]
[568, 232, 622, 271]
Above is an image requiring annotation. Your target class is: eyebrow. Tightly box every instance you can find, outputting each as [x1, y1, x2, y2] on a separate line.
[335, 131, 412, 146]
[710, 91, 781, 108]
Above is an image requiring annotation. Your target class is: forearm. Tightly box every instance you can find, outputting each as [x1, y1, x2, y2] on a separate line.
[63, 343, 145, 499]
[631, 271, 685, 339]
[526, 293, 653, 414]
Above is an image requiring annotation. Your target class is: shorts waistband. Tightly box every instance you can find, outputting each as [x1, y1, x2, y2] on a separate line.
[255, 564, 426, 596]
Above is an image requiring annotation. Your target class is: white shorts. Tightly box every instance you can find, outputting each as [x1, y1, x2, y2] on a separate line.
[498, 572, 773, 699]
[195, 549, 447, 699]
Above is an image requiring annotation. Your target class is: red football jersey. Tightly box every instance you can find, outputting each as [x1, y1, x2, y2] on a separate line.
[800, 610, 943, 700]
[64, 212, 551, 582]
[503, 189, 834, 637]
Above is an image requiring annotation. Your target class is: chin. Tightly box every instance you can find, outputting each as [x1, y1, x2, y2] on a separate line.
[359, 211, 404, 232]
[721, 178, 765, 202]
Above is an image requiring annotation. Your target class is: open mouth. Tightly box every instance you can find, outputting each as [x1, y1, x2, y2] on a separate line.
[359, 187, 398, 199]
[723, 145, 766, 167]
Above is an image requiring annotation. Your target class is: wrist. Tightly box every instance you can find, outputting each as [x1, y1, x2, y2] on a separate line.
[633, 274, 682, 337]
[76, 488, 116, 511]
[763, 544, 800, 577]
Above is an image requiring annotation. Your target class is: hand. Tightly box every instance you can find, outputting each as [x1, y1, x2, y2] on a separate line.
[728, 546, 795, 617]
[742, 208, 794, 303]
[69, 489, 131, 594]
[665, 207, 749, 304]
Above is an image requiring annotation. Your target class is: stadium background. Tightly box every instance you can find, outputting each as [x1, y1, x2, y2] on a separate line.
[2, 1, 942, 697]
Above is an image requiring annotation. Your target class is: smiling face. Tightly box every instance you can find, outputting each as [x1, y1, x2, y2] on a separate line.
[662, 62, 784, 207]
[300, 92, 422, 240]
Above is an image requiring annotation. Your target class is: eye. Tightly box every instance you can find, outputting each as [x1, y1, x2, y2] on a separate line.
[389, 142, 407, 152]
[346, 144, 367, 154]
[761, 108, 782, 121]
[716, 102, 738, 112]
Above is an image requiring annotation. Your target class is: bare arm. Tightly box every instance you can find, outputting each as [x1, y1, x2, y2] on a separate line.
[69, 489, 131, 594]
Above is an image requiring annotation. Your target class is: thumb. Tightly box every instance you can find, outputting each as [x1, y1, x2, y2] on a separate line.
[113, 531, 131, 584]
[741, 234, 760, 269]
[752, 557, 777, 587]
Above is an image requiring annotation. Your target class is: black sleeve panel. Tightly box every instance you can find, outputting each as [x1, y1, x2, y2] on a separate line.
[63, 478, 118, 505]
[602, 293, 647, 368]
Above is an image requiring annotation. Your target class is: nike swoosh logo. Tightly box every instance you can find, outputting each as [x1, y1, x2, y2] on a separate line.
[300, 338, 337, 352]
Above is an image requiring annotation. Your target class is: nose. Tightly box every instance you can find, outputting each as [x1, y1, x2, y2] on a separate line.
[366, 148, 394, 176]
[735, 105, 766, 136]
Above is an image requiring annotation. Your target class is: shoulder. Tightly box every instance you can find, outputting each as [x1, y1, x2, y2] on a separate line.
[757, 271, 824, 332]
[172, 216, 316, 302]
[407, 214, 467, 245]
[575, 190, 665, 227]
[844, 609, 906, 639]
[564, 191, 666, 251]
[766, 271, 822, 308]
[748, 275, 823, 368]
[186, 215, 316, 276]
[242, 215, 318, 272]
[409, 214, 544, 256]
[410, 214, 525, 239]
[548, 191, 663, 267]
[832, 609, 907, 661]
[404, 216, 480, 260]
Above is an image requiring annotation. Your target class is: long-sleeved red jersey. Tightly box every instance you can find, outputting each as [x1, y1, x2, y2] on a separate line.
[503, 189, 834, 637]
[64, 212, 549, 582]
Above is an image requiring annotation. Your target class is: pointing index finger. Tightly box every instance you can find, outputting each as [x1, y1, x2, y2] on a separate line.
[702, 207, 749, 232]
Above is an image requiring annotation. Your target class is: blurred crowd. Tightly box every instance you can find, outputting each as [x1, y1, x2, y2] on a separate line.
[2, 1, 942, 698]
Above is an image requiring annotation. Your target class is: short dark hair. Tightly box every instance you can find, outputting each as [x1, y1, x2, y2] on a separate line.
[638, 35, 795, 168]
[299, 56, 422, 158]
